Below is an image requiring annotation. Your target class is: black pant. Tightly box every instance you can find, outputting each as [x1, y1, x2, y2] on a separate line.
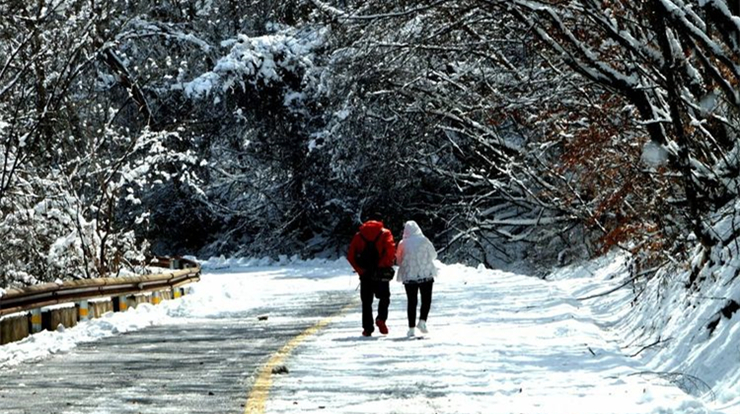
[404, 280, 433, 328]
[360, 279, 390, 333]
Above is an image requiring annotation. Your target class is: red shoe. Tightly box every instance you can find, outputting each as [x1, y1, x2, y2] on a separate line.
[376, 319, 389, 335]
[362, 330, 372, 337]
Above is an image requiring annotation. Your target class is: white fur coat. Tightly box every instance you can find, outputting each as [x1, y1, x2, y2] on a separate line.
[395, 221, 438, 283]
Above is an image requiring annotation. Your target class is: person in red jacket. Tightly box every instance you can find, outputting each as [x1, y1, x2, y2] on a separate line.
[347, 212, 396, 337]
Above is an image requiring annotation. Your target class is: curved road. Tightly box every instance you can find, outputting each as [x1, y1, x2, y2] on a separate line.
[0, 289, 355, 414]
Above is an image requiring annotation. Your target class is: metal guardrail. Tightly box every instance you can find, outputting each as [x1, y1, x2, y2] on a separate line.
[0, 257, 201, 317]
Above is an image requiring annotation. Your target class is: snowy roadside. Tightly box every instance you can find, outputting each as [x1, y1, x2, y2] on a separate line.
[550, 254, 740, 414]
[0, 257, 353, 369]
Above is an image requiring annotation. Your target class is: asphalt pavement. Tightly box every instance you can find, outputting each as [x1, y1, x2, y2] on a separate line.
[0, 289, 355, 414]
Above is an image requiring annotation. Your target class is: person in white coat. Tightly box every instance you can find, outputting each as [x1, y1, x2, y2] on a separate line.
[395, 220, 438, 337]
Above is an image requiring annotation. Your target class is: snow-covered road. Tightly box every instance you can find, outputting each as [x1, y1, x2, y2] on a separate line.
[0, 257, 722, 413]
[264, 262, 712, 414]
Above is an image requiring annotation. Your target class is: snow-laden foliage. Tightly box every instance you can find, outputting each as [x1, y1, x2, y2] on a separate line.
[4, 0, 740, 288]
[0, 0, 206, 285]
[303, 1, 634, 269]
[305, 0, 740, 273]
[166, 23, 339, 257]
[0, 126, 200, 283]
[184, 27, 325, 100]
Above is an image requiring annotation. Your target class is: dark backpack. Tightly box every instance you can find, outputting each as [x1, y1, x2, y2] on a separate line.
[355, 232, 384, 270]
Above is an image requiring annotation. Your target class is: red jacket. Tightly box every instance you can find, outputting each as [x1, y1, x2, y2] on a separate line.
[347, 220, 396, 277]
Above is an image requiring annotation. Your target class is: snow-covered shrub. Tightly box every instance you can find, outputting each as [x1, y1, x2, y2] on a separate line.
[183, 26, 326, 102]
[0, 126, 201, 285]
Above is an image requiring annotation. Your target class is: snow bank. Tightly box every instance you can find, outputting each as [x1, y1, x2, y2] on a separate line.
[0, 303, 170, 369]
[198, 254, 348, 271]
[550, 248, 740, 412]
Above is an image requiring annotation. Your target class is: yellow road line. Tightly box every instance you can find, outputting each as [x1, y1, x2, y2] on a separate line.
[244, 300, 358, 414]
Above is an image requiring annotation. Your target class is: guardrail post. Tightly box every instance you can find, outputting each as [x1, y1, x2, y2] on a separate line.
[30, 309, 42, 333]
[1, 314, 29, 345]
[152, 291, 162, 305]
[78, 300, 89, 322]
[113, 295, 130, 312]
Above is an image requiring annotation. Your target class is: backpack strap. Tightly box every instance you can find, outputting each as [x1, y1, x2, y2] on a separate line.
[377, 231, 386, 263]
[371, 231, 386, 262]
[359, 231, 386, 263]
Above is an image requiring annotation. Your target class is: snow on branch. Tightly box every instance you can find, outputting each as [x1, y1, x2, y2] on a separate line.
[118, 18, 213, 53]
[659, 0, 740, 84]
[511, 1, 639, 92]
[182, 27, 325, 100]
[311, 0, 451, 22]
[309, 0, 349, 21]
[482, 216, 574, 226]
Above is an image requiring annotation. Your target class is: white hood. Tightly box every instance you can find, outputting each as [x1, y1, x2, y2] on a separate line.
[403, 221, 424, 239]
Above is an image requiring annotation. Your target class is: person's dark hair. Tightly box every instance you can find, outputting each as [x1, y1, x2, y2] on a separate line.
[366, 211, 384, 222]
